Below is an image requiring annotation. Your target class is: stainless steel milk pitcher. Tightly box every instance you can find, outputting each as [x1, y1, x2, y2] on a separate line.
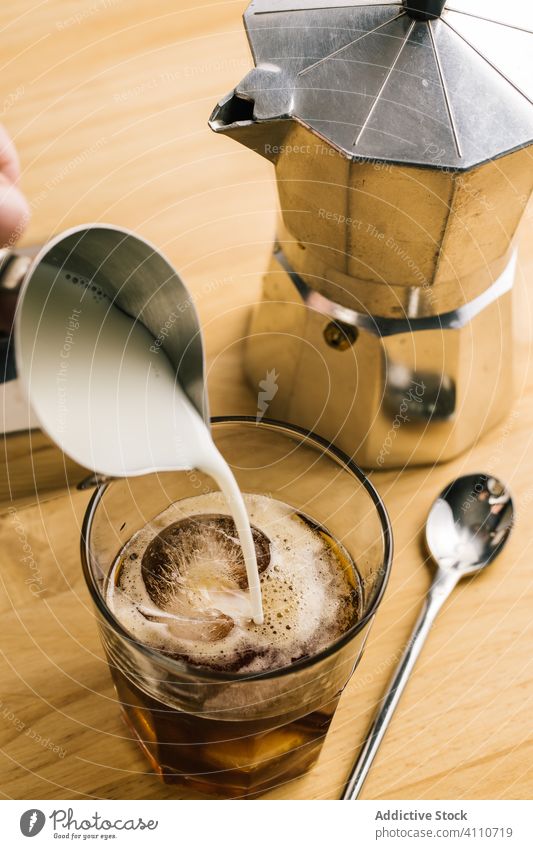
[0, 225, 208, 503]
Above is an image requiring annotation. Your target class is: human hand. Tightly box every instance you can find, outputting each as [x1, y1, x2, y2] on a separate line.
[0, 124, 30, 247]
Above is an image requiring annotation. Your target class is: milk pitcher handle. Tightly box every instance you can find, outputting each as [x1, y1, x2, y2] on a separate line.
[0, 247, 32, 382]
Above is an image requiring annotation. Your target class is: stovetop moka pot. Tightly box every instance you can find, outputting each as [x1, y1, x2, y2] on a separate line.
[210, 0, 533, 467]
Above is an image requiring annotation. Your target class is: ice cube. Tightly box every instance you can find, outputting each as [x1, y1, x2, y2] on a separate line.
[139, 605, 234, 643]
[141, 514, 271, 608]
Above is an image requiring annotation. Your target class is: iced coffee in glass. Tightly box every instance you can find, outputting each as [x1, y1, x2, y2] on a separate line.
[82, 418, 392, 797]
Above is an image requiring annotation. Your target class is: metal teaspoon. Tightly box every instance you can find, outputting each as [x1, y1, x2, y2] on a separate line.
[342, 473, 514, 800]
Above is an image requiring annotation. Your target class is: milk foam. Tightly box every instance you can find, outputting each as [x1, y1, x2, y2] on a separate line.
[107, 493, 359, 674]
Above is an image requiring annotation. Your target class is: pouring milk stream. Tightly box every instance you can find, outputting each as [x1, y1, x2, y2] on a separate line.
[14, 226, 264, 624]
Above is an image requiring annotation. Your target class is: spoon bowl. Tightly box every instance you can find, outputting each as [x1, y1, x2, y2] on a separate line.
[426, 473, 514, 576]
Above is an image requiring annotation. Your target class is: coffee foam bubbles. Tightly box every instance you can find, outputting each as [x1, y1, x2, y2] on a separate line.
[107, 493, 359, 674]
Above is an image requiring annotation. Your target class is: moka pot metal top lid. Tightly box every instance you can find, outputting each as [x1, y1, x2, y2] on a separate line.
[233, 0, 533, 170]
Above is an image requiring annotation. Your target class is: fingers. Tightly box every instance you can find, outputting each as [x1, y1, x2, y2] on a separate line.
[0, 124, 21, 183]
[0, 124, 30, 247]
[0, 176, 30, 247]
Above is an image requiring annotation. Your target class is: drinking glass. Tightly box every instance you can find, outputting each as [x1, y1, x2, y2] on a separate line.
[81, 417, 392, 797]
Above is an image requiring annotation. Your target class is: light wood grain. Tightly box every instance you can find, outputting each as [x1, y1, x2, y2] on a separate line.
[1, 0, 533, 800]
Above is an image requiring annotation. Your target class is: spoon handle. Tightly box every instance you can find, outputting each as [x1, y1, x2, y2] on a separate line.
[342, 568, 459, 800]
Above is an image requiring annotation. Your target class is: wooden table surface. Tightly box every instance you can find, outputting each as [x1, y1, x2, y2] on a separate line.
[1, 0, 533, 801]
